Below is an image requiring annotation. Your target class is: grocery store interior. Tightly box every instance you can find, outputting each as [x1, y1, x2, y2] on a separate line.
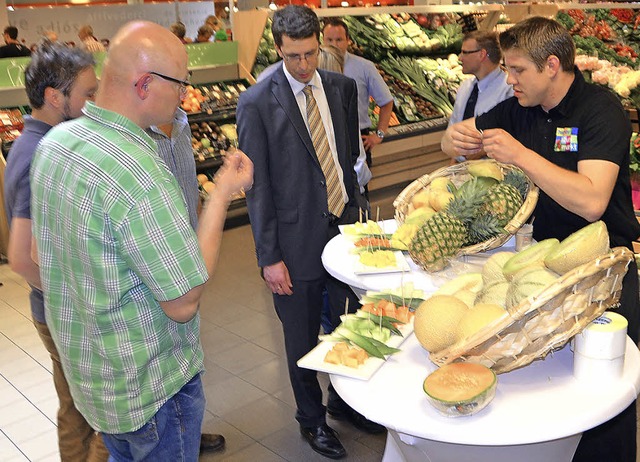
[4, 0, 640, 461]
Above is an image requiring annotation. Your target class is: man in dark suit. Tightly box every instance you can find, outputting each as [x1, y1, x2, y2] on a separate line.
[236, 5, 381, 459]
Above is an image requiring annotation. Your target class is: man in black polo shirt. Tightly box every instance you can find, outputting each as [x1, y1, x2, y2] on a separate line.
[443, 16, 639, 462]
[0, 26, 31, 58]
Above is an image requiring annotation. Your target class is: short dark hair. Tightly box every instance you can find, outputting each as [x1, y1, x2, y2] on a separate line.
[198, 25, 213, 37]
[464, 30, 501, 65]
[4, 26, 18, 40]
[170, 22, 186, 39]
[499, 16, 575, 72]
[322, 18, 350, 40]
[25, 40, 95, 109]
[271, 5, 320, 48]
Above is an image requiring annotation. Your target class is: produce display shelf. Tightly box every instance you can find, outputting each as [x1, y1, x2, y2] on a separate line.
[195, 157, 223, 173]
[386, 116, 448, 142]
[186, 109, 236, 125]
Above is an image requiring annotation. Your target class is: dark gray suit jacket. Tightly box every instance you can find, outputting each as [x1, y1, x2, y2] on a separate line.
[237, 67, 363, 280]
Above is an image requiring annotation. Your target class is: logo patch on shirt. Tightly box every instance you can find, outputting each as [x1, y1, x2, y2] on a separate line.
[554, 127, 578, 152]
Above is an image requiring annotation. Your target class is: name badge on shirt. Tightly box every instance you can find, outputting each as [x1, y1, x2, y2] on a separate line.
[554, 127, 578, 152]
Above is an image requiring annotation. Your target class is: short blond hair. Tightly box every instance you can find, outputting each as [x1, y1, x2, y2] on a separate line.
[318, 45, 344, 74]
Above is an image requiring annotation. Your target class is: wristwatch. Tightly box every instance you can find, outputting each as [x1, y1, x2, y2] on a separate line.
[375, 129, 385, 139]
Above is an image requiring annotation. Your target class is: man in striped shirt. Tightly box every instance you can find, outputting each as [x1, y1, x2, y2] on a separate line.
[31, 21, 252, 460]
[146, 109, 227, 453]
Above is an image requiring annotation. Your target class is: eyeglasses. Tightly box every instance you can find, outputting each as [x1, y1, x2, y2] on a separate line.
[147, 70, 192, 95]
[460, 49, 482, 55]
[281, 49, 319, 64]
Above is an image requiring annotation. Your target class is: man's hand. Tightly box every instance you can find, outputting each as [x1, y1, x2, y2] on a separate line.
[362, 133, 382, 151]
[263, 261, 293, 295]
[442, 119, 484, 159]
[213, 149, 254, 201]
[481, 129, 528, 165]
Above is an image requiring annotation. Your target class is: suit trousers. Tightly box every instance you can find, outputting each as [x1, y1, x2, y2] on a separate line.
[34, 319, 110, 462]
[273, 242, 360, 427]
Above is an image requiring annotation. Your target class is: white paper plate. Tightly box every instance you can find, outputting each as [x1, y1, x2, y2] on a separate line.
[297, 319, 414, 381]
[353, 251, 410, 275]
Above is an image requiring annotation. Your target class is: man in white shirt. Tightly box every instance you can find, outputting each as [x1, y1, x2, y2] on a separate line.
[446, 30, 513, 162]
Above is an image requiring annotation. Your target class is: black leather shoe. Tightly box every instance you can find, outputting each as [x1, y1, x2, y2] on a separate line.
[299, 423, 347, 459]
[200, 433, 225, 453]
[327, 406, 386, 434]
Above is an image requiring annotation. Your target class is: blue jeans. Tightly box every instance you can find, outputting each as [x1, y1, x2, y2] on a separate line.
[102, 373, 204, 461]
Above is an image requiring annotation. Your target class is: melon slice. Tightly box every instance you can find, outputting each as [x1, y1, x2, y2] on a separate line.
[502, 238, 559, 279]
[544, 221, 610, 274]
[434, 272, 483, 296]
[423, 362, 497, 417]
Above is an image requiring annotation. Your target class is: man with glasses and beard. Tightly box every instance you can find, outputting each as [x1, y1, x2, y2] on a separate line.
[237, 5, 377, 460]
[4, 40, 106, 462]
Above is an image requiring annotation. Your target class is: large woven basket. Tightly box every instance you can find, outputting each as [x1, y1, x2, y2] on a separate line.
[429, 246, 634, 374]
[393, 160, 539, 255]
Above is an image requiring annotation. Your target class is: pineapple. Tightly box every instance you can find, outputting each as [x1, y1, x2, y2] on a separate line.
[467, 213, 504, 245]
[503, 168, 529, 200]
[408, 178, 487, 272]
[481, 183, 523, 227]
[446, 177, 489, 226]
[408, 211, 467, 272]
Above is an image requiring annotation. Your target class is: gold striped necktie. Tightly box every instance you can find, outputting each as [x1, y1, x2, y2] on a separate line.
[303, 85, 345, 219]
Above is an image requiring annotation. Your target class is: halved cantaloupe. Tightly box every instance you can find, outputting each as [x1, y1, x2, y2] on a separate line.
[423, 362, 497, 417]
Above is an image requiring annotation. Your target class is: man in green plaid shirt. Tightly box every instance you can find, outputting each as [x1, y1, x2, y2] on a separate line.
[30, 21, 253, 461]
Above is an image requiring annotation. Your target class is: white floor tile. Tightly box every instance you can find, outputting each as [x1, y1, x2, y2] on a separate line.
[0, 432, 28, 462]
[17, 429, 59, 461]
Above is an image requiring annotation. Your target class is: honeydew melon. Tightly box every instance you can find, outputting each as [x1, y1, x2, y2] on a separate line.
[474, 281, 509, 307]
[481, 251, 515, 285]
[505, 267, 560, 310]
[414, 295, 469, 353]
[544, 221, 610, 274]
[423, 362, 497, 417]
[434, 272, 483, 296]
[455, 303, 507, 342]
[453, 289, 477, 308]
[502, 238, 559, 279]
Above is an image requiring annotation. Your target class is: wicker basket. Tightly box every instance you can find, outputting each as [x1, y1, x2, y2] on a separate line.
[429, 246, 634, 374]
[393, 160, 539, 255]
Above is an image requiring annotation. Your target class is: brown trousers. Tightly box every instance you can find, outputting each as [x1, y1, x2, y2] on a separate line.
[34, 319, 110, 462]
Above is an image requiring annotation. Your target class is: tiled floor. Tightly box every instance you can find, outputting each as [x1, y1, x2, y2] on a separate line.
[0, 188, 401, 462]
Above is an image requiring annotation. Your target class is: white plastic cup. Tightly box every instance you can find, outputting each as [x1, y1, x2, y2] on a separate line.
[515, 224, 534, 251]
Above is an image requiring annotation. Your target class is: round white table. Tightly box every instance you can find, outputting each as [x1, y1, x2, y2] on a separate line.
[322, 226, 640, 462]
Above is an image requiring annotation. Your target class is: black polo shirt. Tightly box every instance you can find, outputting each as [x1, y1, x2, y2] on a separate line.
[0, 43, 30, 58]
[476, 68, 640, 248]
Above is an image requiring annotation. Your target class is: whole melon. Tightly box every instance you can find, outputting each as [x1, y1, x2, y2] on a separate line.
[506, 267, 560, 309]
[453, 289, 477, 308]
[481, 251, 515, 285]
[414, 295, 469, 353]
[544, 221, 610, 274]
[474, 281, 509, 307]
[455, 303, 507, 343]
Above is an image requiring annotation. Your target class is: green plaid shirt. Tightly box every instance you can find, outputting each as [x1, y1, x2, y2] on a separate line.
[30, 102, 208, 433]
